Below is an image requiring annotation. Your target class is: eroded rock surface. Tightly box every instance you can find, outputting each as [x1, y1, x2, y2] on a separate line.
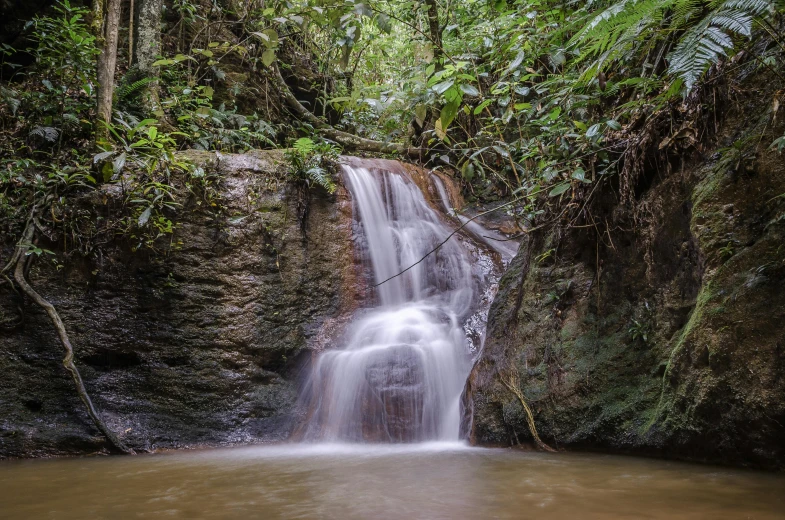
[469, 78, 785, 469]
[0, 150, 355, 457]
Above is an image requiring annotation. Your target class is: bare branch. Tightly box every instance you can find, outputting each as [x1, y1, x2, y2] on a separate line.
[373, 198, 523, 288]
[501, 371, 556, 452]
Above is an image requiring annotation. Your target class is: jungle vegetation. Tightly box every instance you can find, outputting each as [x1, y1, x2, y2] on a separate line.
[0, 0, 783, 451]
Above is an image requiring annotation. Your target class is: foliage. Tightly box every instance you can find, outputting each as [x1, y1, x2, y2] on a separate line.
[2, 0, 784, 265]
[629, 319, 652, 343]
[284, 137, 341, 193]
[28, 1, 99, 143]
[772, 132, 785, 153]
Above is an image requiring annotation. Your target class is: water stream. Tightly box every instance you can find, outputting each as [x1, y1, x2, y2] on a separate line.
[301, 158, 504, 442]
[1, 445, 783, 519]
[0, 159, 782, 519]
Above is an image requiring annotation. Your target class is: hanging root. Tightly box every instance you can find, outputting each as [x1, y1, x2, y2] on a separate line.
[500, 371, 556, 452]
[10, 218, 135, 455]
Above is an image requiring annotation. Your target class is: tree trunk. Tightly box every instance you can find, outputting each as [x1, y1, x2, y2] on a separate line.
[424, 0, 442, 71]
[96, 0, 122, 143]
[132, 0, 164, 114]
[128, 0, 135, 66]
[91, 0, 105, 39]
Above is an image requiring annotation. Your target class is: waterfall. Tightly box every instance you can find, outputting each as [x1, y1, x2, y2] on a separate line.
[301, 158, 506, 443]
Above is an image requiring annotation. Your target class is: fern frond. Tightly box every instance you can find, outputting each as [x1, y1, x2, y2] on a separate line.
[667, 0, 774, 88]
[716, 0, 773, 14]
[29, 126, 60, 142]
[306, 166, 336, 193]
[116, 77, 155, 100]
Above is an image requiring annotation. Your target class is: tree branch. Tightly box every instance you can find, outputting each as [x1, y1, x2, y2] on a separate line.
[272, 63, 423, 157]
[501, 372, 556, 452]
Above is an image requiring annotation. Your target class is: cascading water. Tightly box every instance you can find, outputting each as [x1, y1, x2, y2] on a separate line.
[301, 158, 510, 443]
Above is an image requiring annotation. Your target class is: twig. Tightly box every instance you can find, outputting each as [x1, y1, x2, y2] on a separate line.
[373, 197, 522, 288]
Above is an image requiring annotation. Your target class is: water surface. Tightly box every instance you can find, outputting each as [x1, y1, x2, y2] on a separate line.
[1, 444, 782, 519]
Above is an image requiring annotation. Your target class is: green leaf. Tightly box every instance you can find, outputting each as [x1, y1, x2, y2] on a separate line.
[138, 207, 152, 227]
[460, 84, 480, 96]
[461, 161, 475, 181]
[507, 50, 525, 74]
[93, 150, 113, 163]
[112, 152, 126, 174]
[440, 99, 460, 130]
[434, 118, 446, 140]
[101, 161, 113, 182]
[432, 79, 455, 94]
[571, 168, 591, 183]
[549, 183, 571, 197]
[263, 29, 279, 47]
[586, 123, 601, 138]
[474, 99, 493, 115]
[414, 105, 427, 125]
[262, 49, 276, 67]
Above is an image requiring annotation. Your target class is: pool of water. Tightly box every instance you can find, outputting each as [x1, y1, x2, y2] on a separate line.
[0, 444, 782, 519]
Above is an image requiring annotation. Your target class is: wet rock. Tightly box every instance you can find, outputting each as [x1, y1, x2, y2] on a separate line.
[361, 345, 426, 442]
[469, 79, 785, 470]
[0, 150, 355, 458]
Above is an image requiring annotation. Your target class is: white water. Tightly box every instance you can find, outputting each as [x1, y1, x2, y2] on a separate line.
[431, 174, 519, 264]
[302, 160, 490, 442]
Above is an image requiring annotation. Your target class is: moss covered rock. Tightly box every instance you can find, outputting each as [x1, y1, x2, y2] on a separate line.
[469, 80, 785, 470]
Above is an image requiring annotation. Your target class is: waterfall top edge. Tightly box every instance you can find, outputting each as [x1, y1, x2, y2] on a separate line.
[338, 155, 420, 173]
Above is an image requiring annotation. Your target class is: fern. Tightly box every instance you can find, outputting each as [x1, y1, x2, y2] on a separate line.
[293, 137, 316, 155]
[571, 0, 779, 89]
[116, 77, 155, 100]
[668, 0, 775, 88]
[306, 166, 337, 194]
[29, 126, 60, 142]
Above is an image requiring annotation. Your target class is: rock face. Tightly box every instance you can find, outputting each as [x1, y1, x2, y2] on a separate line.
[469, 79, 785, 469]
[0, 150, 356, 457]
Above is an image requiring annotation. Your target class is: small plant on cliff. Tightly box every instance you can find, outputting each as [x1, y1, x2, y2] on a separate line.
[719, 241, 736, 260]
[284, 137, 340, 194]
[629, 319, 652, 344]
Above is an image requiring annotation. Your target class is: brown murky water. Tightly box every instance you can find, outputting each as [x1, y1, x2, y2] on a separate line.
[0, 443, 783, 519]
